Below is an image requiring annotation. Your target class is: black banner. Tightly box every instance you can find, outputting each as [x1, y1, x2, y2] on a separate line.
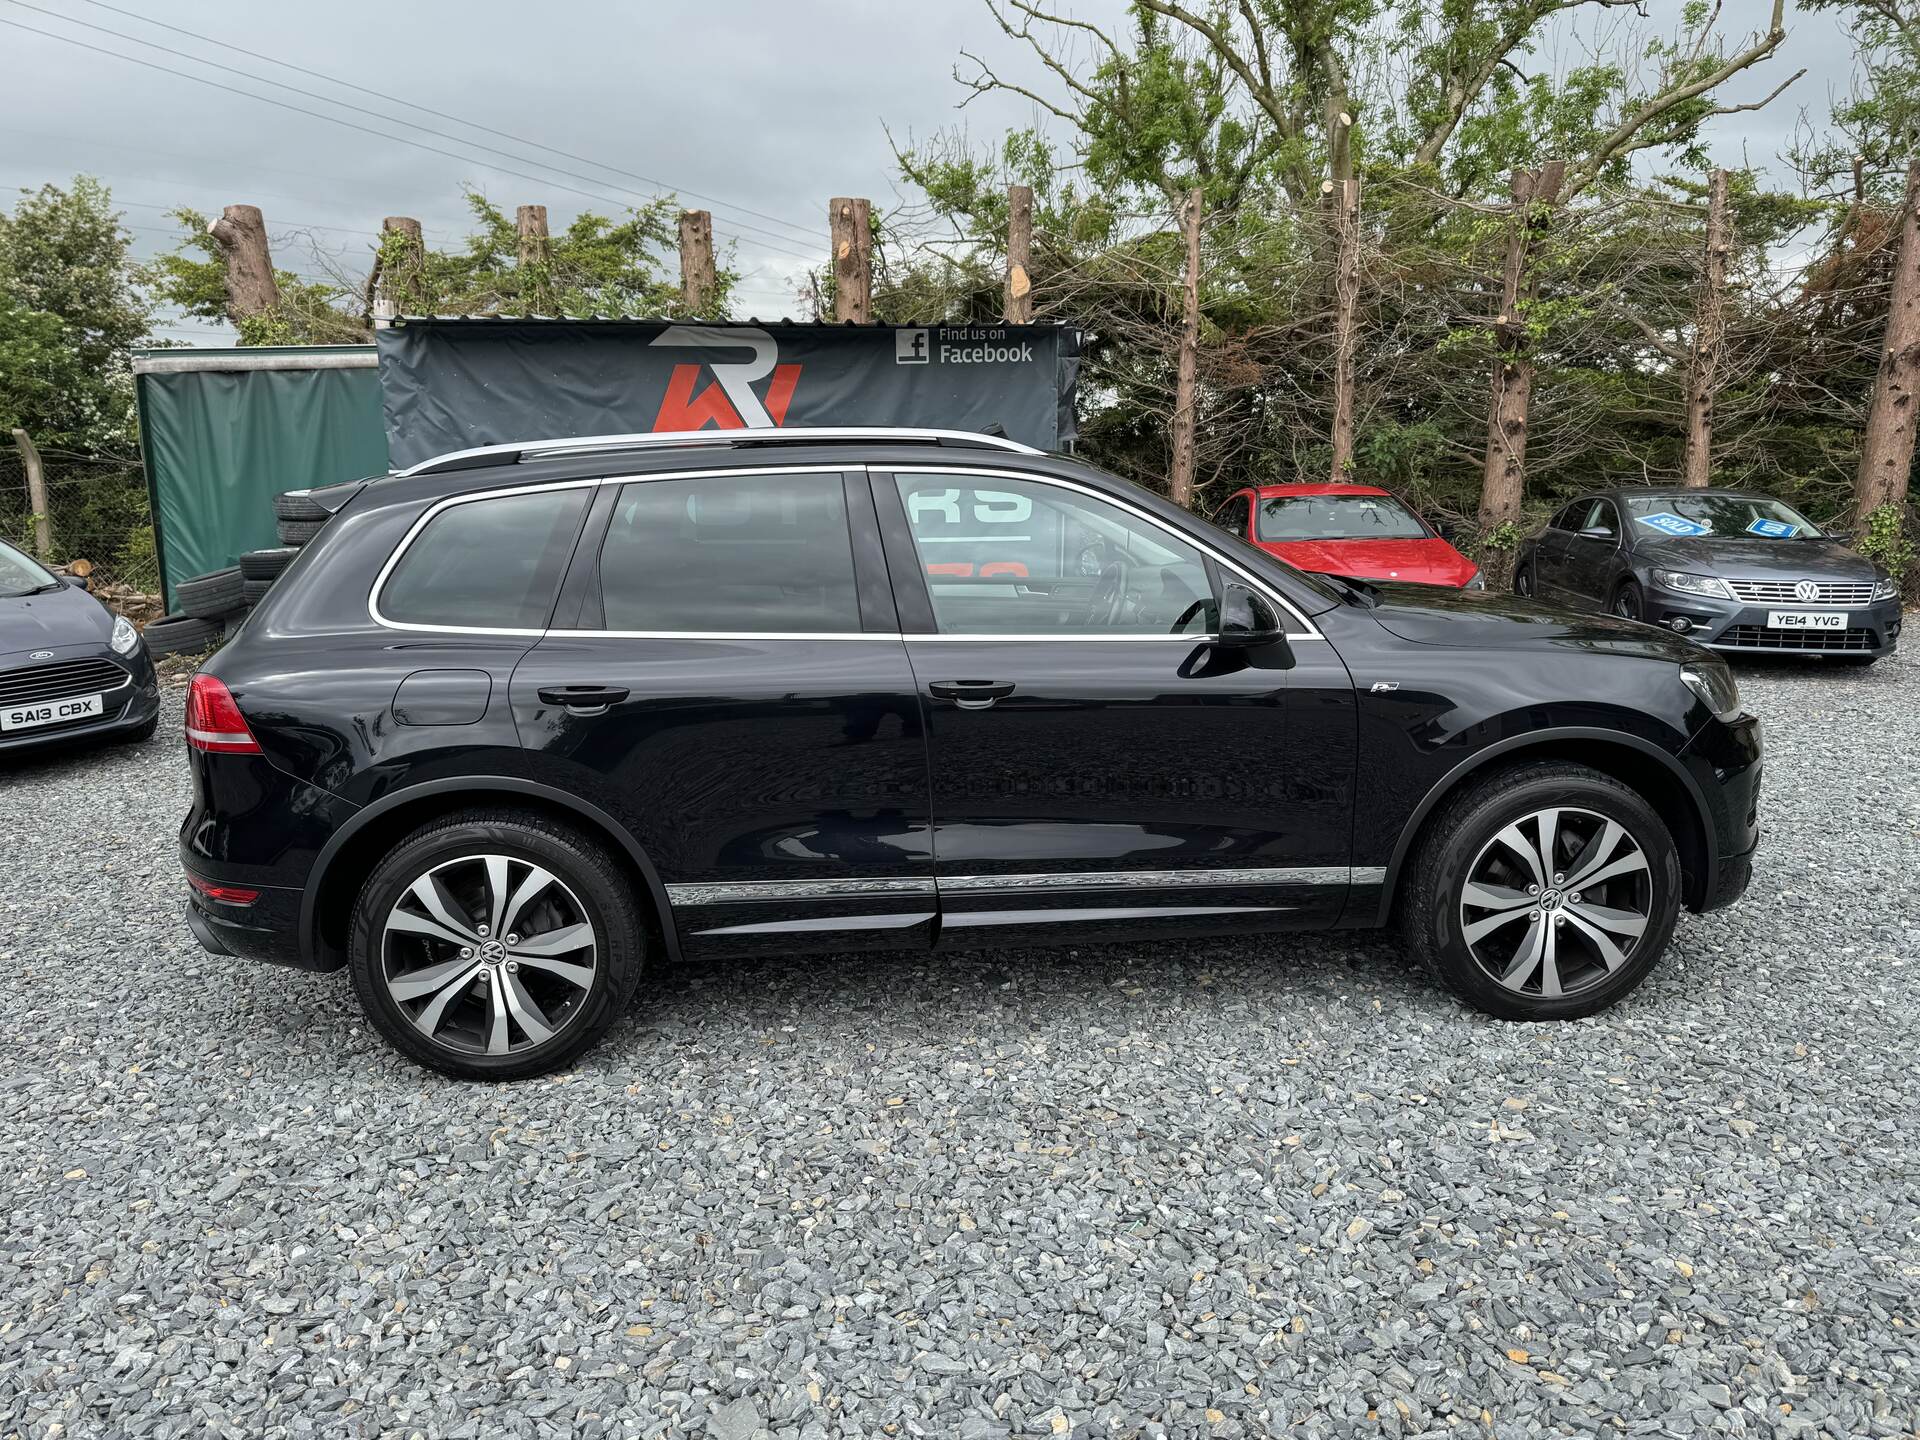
[375, 319, 1080, 469]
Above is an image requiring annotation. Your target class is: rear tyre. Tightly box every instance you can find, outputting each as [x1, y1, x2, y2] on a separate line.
[348, 809, 646, 1080]
[1401, 761, 1681, 1021]
[1612, 580, 1645, 622]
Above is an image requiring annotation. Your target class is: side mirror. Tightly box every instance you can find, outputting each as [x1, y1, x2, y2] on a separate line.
[1432, 520, 1457, 543]
[1216, 582, 1285, 648]
[62, 573, 90, 591]
[1581, 526, 1615, 540]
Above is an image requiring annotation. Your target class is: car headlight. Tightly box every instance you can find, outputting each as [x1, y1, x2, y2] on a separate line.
[1651, 568, 1733, 600]
[1872, 574, 1899, 602]
[110, 613, 141, 655]
[1463, 569, 1486, 590]
[1680, 662, 1743, 722]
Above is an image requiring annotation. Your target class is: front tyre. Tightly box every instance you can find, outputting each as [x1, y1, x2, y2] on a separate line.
[1402, 762, 1681, 1020]
[349, 809, 644, 1079]
[1612, 580, 1645, 622]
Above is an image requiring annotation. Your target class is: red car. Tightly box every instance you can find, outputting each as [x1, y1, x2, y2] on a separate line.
[1211, 483, 1482, 589]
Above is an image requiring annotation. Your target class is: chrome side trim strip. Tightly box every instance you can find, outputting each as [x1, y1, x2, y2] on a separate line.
[941, 866, 1354, 893]
[666, 877, 938, 906]
[1351, 866, 1388, 886]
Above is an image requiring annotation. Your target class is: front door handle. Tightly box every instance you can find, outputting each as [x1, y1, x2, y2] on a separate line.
[928, 679, 1016, 710]
[537, 684, 630, 714]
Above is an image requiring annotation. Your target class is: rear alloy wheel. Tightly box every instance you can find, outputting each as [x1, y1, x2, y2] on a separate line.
[1403, 762, 1681, 1020]
[1612, 580, 1645, 622]
[349, 811, 644, 1079]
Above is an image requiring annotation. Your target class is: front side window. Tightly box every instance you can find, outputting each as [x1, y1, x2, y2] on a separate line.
[1579, 499, 1620, 538]
[1256, 493, 1428, 542]
[894, 473, 1215, 635]
[380, 487, 590, 630]
[0, 538, 59, 597]
[595, 471, 861, 633]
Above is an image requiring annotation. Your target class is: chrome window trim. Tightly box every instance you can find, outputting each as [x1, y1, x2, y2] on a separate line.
[394, 426, 1040, 477]
[884, 464, 1325, 640]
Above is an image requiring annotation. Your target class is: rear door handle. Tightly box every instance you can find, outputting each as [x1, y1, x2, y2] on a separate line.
[928, 679, 1015, 710]
[537, 684, 630, 714]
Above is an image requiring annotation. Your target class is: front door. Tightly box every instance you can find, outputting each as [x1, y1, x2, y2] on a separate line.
[510, 466, 935, 959]
[1561, 498, 1623, 602]
[873, 466, 1357, 949]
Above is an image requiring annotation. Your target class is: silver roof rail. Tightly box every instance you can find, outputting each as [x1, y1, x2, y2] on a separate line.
[395, 426, 1041, 477]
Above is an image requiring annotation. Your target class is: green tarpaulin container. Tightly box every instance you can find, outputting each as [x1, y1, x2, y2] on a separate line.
[133, 347, 390, 608]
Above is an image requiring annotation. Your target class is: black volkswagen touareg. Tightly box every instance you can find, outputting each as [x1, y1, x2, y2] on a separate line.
[180, 428, 1762, 1079]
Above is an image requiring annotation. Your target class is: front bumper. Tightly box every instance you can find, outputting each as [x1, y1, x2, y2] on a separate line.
[1678, 709, 1763, 913]
[0, 648, 159, 753]
[1644, 583, 1901, 657]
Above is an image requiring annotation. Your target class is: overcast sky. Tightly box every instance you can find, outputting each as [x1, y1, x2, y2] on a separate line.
[0, 0, 1861, 344]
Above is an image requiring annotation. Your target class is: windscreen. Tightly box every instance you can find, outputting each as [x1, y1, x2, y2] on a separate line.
[0, 540, 58, 596]
[1258, 493, 1428, 542]
[1624, 493, 1821, 540]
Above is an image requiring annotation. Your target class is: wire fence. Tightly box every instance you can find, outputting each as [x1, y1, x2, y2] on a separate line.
[0, 446, 161, 597]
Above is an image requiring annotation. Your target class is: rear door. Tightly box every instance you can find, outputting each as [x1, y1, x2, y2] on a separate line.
[509, 466, 935, 959]
[873, 465, 1357, 949]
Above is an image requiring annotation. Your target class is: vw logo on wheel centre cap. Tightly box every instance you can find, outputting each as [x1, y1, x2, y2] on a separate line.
[1794, 579, 1820, 602]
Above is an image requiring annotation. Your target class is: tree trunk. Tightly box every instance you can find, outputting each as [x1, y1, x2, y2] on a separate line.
[1329, 177, 1362, 482]
[678, 209, 717, 315]
[206, 204, 279, 327]
[10, 428, 50, 561]
[1004, 184, 1034, 324]
[829, 197, 872, 323]
[1170, 187, 1203, 510]
[1855, 158, 1920, 519]
[376, 216, 425, 324]
[1683, 169, 1730, 488]
[1478, 160, 1565, 532]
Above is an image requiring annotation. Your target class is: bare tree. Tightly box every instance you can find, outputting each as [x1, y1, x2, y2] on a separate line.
[1328, 178, 1362, 481]
[1683, 170, 1731, 487]
[679, 209, 717, 315]
[1005, 183, 1034, 323]
[207, 204, 279, 325]
[830, 197, 873, 322]
[1480, 162, 1565, 531]
[1855, 157, 1920, 517]
[1171, 187, 1202, 509]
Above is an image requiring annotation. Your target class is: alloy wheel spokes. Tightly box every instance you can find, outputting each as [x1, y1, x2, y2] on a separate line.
[382, 852, 597, 1056]
[1461, 805, 1652, 999]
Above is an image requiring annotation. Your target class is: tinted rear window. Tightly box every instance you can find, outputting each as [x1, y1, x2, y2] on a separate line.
[595, 471, 861, 633]
[380, 488, 589, 630]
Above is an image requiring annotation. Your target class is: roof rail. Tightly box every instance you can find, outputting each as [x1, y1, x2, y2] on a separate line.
[395, 426, 1041, 477]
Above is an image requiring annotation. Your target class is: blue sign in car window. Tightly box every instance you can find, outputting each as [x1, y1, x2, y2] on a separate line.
[1746, 518, 1799, 538]
[1635, 512, 1712, 537]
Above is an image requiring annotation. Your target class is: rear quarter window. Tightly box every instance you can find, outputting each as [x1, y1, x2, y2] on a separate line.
[378, 487, 590, 630]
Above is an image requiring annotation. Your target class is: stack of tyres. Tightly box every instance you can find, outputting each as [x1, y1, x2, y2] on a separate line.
[143, 491, 326, 658]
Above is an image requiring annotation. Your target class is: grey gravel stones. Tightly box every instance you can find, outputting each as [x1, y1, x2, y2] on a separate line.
[2, 654, 1918, 1437]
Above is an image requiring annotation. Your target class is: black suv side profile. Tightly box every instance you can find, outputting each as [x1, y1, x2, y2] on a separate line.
[181, 428, 1762, 1079]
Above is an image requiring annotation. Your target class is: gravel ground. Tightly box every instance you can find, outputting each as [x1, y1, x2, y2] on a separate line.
[3, 650, 1918, 1440]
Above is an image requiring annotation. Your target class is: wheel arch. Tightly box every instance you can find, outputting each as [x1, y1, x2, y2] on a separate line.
[1373, 727, 1716, 925]
[301, 777, 682, 971]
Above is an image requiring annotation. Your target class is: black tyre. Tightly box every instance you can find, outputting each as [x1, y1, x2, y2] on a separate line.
[123, 711, 160, 743]
[272, 490, 329, 523]
[1513, 558, 1535, 597]
[242, 576, 274, 607]
[1612, 580, 1645, 622]
[141, 613, 219, 657]
[348, 809, 646, 1080]
[177, 566, 246, 619]
[238, 547, 298, 581]
[277, 517, 325, 547]
[1401, 760, 1681, 1021]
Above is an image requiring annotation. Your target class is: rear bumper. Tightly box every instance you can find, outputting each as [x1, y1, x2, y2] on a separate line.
[1644, 584, 1901, 657]
[184, 881, 337, 971]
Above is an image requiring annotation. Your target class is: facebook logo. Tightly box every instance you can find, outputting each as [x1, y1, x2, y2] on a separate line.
[895, 329, 930, 365]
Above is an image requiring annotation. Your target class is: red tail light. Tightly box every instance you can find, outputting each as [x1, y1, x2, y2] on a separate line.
[185, 674, 262, 754]
[186, 873, 260, 906]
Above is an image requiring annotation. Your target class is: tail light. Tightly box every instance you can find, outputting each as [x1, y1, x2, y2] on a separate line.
[185, 674, 262, 754]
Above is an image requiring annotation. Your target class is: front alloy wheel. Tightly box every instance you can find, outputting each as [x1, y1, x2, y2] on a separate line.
[1458, 807, 1651, 999]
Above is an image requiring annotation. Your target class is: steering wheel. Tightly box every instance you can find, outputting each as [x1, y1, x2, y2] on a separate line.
[1086, 558, 1131, 627]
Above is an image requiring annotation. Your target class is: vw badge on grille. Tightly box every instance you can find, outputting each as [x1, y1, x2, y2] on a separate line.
[1793, 579, 1819, 602]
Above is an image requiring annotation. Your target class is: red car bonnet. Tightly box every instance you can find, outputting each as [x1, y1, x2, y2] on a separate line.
[1256, 535, 1479, 587]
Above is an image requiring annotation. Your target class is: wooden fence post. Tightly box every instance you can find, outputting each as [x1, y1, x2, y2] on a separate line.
[207, 204, 279, 327]
[679, 209, 716, 315]
[1683, 169, 1730, 488]
[829, 197, 872, 323]
[10, 428, 50, 561]
[1477, 160, 1565, 533]
[1170, 187, 1203, 510]
[373, 215, 424, 327]
[1855, 157, 1920, 520]
[1329, 177, 1362, 482]
[1004, 184, 1034, 324]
